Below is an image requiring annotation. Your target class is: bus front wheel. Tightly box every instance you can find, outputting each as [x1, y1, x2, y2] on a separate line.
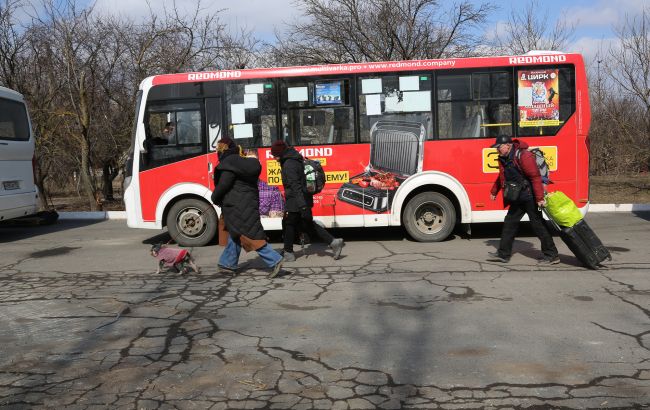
[403, 192, 456, 242]
[166, 198, 217, 247]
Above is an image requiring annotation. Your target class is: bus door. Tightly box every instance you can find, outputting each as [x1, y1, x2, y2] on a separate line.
[205, 97, 222, 191]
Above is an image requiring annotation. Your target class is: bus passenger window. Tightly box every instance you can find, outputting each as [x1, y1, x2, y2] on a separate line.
[437, 71, 512, 140]
[358, 74, 433, 142]
[281, 79, 354, 146]
[225, 81, 278, 148]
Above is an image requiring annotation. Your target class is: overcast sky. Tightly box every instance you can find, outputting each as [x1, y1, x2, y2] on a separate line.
[91, 0, 648, 64]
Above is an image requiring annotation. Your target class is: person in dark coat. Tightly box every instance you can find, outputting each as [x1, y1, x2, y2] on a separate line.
[270, 140, 344, 262]
[487, 135, 559, 264]
[211, 137, 284, 277]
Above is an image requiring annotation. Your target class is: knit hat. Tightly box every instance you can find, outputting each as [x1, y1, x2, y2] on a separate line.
[271, 140, 288, 157]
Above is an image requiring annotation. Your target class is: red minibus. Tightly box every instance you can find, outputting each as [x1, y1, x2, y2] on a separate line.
[124, 51, 590, 246]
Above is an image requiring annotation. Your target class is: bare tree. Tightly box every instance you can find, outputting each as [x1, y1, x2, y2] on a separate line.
[1, 0, 66, 208]
[94, 2, 261, 202]
[270, 0, 494, 66]
[29, 0, 109, 210]
[494, 0, 575, 55]
[597, 8, 650, 174]
[605, 9, 650, 131]
[2, 0, 262, 211]
[0, 0, 28, 90]
[587, 8, 650, 177]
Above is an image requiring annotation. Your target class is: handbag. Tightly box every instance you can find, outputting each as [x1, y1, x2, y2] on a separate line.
[503, 180, 524, 202]
[217, 214, 228, 246]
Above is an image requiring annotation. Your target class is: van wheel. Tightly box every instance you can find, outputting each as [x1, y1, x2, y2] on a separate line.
[167, 198, 217, 247]
[403, 192, 456, 242]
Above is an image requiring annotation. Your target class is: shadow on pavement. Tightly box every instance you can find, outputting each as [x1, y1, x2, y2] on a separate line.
[632, 210, 650, 221]
[140, 221, 561, 249]
[0, 219, 103, 243]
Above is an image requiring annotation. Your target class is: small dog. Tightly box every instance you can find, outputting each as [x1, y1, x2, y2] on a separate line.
[150, 243, 200, 275]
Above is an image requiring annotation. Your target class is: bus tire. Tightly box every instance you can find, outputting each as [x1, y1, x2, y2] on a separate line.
[403, 192, 456, 242]
[166, 198, 217, 247]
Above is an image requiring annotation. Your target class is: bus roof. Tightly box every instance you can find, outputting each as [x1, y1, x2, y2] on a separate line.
[147, 52, 585, 87]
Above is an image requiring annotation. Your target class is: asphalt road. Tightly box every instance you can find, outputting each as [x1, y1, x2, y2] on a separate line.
[1, 213, 649, 409]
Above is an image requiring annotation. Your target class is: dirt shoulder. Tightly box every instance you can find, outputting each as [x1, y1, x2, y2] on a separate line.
[589, 174, 650, 204]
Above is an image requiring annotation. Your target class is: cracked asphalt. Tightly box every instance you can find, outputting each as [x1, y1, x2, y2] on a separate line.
[1, 212, 649, 409]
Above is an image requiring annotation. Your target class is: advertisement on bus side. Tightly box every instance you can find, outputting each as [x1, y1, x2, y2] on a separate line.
[517, 69, 560, 127]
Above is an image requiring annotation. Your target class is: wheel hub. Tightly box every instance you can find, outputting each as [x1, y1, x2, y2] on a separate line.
[415, 203, 443, 234]
[422, 211, 436, 224]
[179, 209, 204, 236]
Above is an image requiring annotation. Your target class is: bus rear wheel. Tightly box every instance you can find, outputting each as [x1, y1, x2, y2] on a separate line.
[166, 198, 217, 247]
[403, 192, 456, 242]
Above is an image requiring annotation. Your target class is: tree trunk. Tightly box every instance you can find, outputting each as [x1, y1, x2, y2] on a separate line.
[77, 72, 101, 211]
[102, 163, 116, 201]
[34, 163, 49, 210]
[80, 139, 100, 211]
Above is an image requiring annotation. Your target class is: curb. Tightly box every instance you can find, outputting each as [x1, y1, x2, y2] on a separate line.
[58, 211, 127, 220]
[55, 205, 650, 221]
[588, 204, 650, 212]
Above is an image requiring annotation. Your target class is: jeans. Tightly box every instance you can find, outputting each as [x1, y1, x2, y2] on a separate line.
[283, 210, 334, 253]
[219, 236, 282, 269]
[498, 199, 558, 259]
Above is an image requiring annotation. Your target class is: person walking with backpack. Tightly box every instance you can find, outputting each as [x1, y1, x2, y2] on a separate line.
[270, 140, 344, 262]
[487, 135, 559, 265]
[211, 137, 284, 278]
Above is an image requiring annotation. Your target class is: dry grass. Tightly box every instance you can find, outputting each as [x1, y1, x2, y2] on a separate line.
[590, 174, 650, 204]
[48, 196, 125, 212]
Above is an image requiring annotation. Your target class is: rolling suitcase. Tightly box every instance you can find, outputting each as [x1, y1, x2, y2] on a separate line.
[543, 208, 612, 269]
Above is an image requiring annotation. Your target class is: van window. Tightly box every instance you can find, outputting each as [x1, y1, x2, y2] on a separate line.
[0, 99, 30, 141]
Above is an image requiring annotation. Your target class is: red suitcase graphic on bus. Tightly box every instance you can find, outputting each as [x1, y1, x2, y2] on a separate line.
[337, 120, 425, 213]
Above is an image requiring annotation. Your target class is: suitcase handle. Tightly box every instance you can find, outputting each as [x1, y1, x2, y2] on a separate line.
[541, 207, 561, 232]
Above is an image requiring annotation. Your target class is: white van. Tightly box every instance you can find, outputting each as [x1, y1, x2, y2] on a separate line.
[0, 86, 39, 221]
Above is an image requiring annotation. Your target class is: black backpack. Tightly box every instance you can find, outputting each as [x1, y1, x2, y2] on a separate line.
[304, 158, 326, 194]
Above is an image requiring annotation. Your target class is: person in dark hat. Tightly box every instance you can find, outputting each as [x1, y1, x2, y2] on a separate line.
[271, 140, 344, 262]
[211, 137, 284, 278]
[488, 134, 559, 264]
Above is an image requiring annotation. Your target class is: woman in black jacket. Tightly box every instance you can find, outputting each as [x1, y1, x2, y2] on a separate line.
[211, 137, 283, 278]
[271, 140, 344, 262]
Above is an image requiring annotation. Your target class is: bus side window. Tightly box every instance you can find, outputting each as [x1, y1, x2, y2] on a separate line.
[225, 81, 278, 148]
[358, 73, 433, 142]
[437, 71, 512, 140]
[281, 79, 355, 146]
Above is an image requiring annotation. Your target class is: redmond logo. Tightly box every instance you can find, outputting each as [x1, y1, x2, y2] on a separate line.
[188, 71, 242, 81]
[509, 55, 567, 64]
